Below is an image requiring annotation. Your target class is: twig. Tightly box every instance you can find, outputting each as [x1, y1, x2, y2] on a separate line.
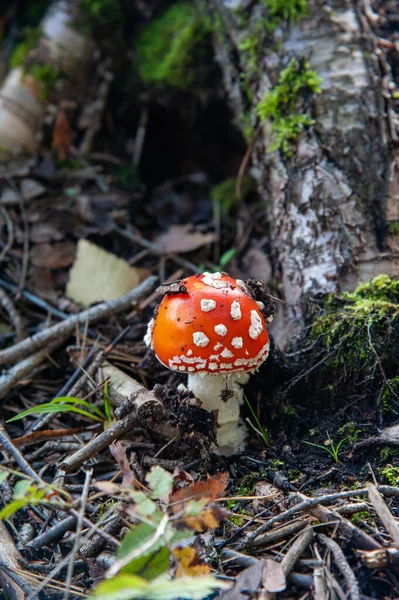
[0, 206, 15, 264]
[318, 533, 360, 600]
[237, 486, 399, 550]
[0, 339, 64, 400]
[60, 383, 173, 472]
[0, 287, 25, 341]
[367, 482, 399, 549]
[262, 527, 314, 600]
[0, 429, 42, 483]
[0, 277, 68, 320]
[64, 468, 92, 600]
[0, 275, 157, 367]
[250, 518, 309, 549]
[0, 522, 35, 600]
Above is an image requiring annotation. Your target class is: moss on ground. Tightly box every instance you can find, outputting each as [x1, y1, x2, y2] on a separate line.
[256, 58, 321, 156]
[261, 0, 309, 32]
[133, 2, 210, 90]
[309, 275, 399, 407]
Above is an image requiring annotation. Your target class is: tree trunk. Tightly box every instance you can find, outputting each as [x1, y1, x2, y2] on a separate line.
[208, 0, 399, 347]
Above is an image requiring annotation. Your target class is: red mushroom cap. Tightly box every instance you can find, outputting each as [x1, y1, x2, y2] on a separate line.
[145, 272, 270, 375]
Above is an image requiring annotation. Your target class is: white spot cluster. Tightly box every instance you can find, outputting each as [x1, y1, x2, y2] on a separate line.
[221, 348, 233, 358]
[143, 318, 154, 349]
[200, 298, 216, 312]
[231, 336, 243, 348]
[249, 310, 263, 340]
[201, 271, 229, 289]
[230, 300, 242, 320]
[193, 332, 210, 347]
[214, 324, 228, 336]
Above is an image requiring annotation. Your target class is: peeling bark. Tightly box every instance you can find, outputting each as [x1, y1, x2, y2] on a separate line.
[208, 0, 399, 346]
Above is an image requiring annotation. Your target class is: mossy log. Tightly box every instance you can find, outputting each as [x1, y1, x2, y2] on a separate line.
[207, 0, 399, 346]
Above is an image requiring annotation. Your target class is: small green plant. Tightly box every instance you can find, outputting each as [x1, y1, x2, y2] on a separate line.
[133, 2, 210, 89]
[243, 393, 269, 447]
[379, 464, 399, 486]
[0, 469, 69, 519]
[256, 57, 322, 156]
[7, 395, 109, 424]
[92, 466, 229, 599]
[304, 431, 349, 463]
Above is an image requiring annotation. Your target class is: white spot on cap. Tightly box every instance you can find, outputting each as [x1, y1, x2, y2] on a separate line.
[232, 336, 243, 348]
[209, 362, 218, 371]
[188, 367, 195, 372]
[200, 298, 217, 312]
[178, 365, 186, 371]
[193, 332, 210, 347]
[230, 300, 242, 320]
[202, 272, 229, 289]
[214, 342, 223, 351]
[214, 324, 227, 336]
[220, 363, 233, 369]
[249, 310, 263, 339]
[172, 355, 182, 364]
[144, 318, 154, 349]
[221, 348, 233, 358]
[187, 349, 193, 356]
[209, 354, 220, 361]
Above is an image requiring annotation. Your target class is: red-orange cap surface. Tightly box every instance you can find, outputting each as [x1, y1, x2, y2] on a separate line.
[145, 272, 270, 375]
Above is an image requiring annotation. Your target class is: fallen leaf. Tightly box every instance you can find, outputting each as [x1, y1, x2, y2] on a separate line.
[110, 441, 136, 488]
[179, 505, 227, 532]
[262, 558, 286, 593]
[66, 239, 140, 306]
[218, 561, 264, 600]
[30, 222, 64, 243]
[173, 546, 210, 577]
[31, 241, 75, 268]
[154, 225, 216, 254]
[171, 472, 229, 513]
[94, 481, 121, 495]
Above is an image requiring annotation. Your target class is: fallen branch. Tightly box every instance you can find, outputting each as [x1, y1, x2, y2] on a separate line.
[0, 522, 35, 600]
[0, 275, 157, 367]
[318, 533, 360, 600]
[367, 482, 399, 549]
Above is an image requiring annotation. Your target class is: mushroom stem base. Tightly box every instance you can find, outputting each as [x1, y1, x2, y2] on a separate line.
[187, 373, 249, 455]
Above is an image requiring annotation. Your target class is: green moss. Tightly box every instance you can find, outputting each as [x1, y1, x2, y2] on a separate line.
[10, 28, 42, 70]
[351, 511, 370, 526]
[256, 58, 321, 157]
[379, 464, 399, 486]
[389, 222, 399, 236]
[381, 376, 399, 414]
[237, 474, 256, 496]
[30, 64, 59, 100]
[338, 422, 363, 444]
[133, 2, 210, 90]
[262, 0, 309, 32]
[310, 275, 399, 398]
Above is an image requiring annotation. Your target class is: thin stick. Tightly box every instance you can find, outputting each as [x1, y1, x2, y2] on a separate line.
[0, 275, 157, 367]
[367, 482, 399, 549]
[318, 533, 360, 600]
[0, 429, 41, 483]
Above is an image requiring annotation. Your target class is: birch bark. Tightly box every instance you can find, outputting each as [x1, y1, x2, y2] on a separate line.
[208, 0, 399, 346]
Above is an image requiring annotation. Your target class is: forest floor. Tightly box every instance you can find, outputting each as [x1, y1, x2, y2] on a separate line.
[1, 1, 399, 598]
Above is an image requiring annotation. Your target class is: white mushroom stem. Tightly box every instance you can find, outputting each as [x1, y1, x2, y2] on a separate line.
[187, 372, 249, 455]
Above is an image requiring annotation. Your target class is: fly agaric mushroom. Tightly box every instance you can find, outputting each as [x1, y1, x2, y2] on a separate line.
[144, 272, 273, 455]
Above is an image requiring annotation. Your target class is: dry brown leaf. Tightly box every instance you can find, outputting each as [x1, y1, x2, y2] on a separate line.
[110, 441, 137, 488]
[179, 505, 227, 533]
[154, 225, 216, 254]
[171, 472, 229, 513]
[173, 546, 210, 577]
[31, 241, 75, 268]
[52, 107, 73, 159]
[94, 481, 121, 495]
[262, 558, 286, 593]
